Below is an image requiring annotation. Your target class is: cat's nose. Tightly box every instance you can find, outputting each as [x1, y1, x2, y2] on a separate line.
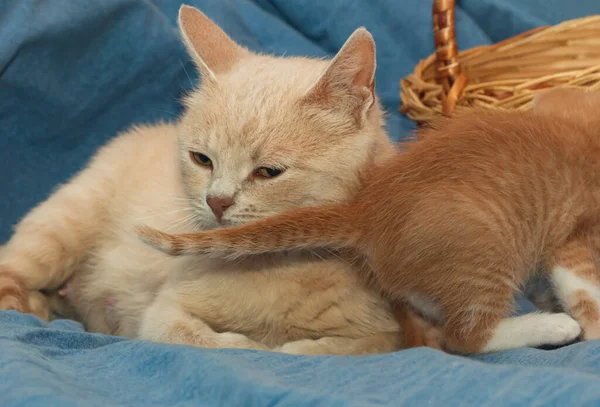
[206, 195, 235, 221]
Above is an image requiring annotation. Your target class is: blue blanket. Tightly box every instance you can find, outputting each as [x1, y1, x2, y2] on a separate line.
[2, 1, 600, 405]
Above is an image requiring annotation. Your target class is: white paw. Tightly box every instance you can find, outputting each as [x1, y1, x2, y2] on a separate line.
[278, 339, 314, 355]
[216, 332, 269, 351]
[216, 331, 248, 343]
[543, 313, 582, 345]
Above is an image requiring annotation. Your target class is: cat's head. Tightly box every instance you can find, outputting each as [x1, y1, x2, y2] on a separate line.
[175, 5, 395, 229]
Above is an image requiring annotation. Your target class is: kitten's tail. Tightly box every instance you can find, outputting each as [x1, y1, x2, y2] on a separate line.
[136, 203, 361, 259]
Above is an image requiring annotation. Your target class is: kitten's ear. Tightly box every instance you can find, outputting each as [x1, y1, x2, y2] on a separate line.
[533, 88, 600, 121]
[303, 28, 377, 127]
[178, 5, 249, 81]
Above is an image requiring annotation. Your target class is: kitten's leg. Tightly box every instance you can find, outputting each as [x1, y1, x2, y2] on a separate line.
[281, 311, 581, 355]
[546, 239, 600, 340]
[479, 313, 581, 352]
[442, 282, 581, 354]
[139, 290, 270, 351]
[524, 272, 562, 313]
[0, 160, 112, 316]
[277, 333, 401, 356]
[393, 303, 445, 350]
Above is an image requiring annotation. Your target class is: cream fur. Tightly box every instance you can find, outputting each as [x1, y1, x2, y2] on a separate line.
[0, 6, 404, 355]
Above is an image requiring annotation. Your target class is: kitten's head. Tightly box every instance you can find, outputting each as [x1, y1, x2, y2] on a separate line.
[176, 6, 394, 229]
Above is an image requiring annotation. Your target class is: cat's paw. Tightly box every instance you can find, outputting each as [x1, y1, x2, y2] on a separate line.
[278, 339, 315, 355]
[215, 331, 270, 351]
[0, 270, 30, 313]
[0, 269, 51, 321]
[543, 313, 582, 345]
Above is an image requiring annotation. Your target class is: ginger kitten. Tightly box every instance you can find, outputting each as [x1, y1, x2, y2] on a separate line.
[139, 88, 600, 354]
[0, 5, 440, 354]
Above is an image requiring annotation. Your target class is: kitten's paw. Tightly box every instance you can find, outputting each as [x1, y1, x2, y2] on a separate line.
[136, 225, 217, 257]
[136, 225, 184, 256]
[543, 313, 582, 345]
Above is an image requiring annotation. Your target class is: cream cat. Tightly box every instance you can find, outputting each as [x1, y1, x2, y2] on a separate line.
[0, 5, 440, 355]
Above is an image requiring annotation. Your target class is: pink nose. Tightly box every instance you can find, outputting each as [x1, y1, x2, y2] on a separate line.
[206, 195, 234, 221]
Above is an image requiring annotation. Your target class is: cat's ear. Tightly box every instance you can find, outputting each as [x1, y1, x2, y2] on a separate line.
[178, 5, 249, 81]
[303, 28, 377, 127]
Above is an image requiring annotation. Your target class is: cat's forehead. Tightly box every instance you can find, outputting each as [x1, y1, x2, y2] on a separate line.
[181, 56, 342, 152]
[206, 56, 328, 110]
[224, 55, 328, 91]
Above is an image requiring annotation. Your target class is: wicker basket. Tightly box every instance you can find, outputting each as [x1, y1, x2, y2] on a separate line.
[399, 0, 600, 126]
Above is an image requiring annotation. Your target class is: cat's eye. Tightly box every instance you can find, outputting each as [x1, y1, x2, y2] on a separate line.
[190, 152, 212, 167]
[255, 167, 284, 178]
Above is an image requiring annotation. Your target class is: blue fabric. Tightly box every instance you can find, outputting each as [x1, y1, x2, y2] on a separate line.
[2, 1, 600, 405]
[3, 311, 600, 406]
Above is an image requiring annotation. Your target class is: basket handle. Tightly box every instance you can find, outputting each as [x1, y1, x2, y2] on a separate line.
[432, 0, 467, 114]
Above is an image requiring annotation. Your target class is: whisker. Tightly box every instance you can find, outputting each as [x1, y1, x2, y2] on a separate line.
[135, 208, 192, 221]
[164, 213, 198, 233]
[163, 194, 196, 202]
[151, 108, 179, 118]
[324, 248, 358, 268]
[165, 195, 193, 200]
[231, 212, 281, 221]
[179, 58, 195, 89]
[309, 249, 326, 262]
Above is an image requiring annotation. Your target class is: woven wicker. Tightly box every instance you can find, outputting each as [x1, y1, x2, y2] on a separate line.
[399, 0, 600, 126]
